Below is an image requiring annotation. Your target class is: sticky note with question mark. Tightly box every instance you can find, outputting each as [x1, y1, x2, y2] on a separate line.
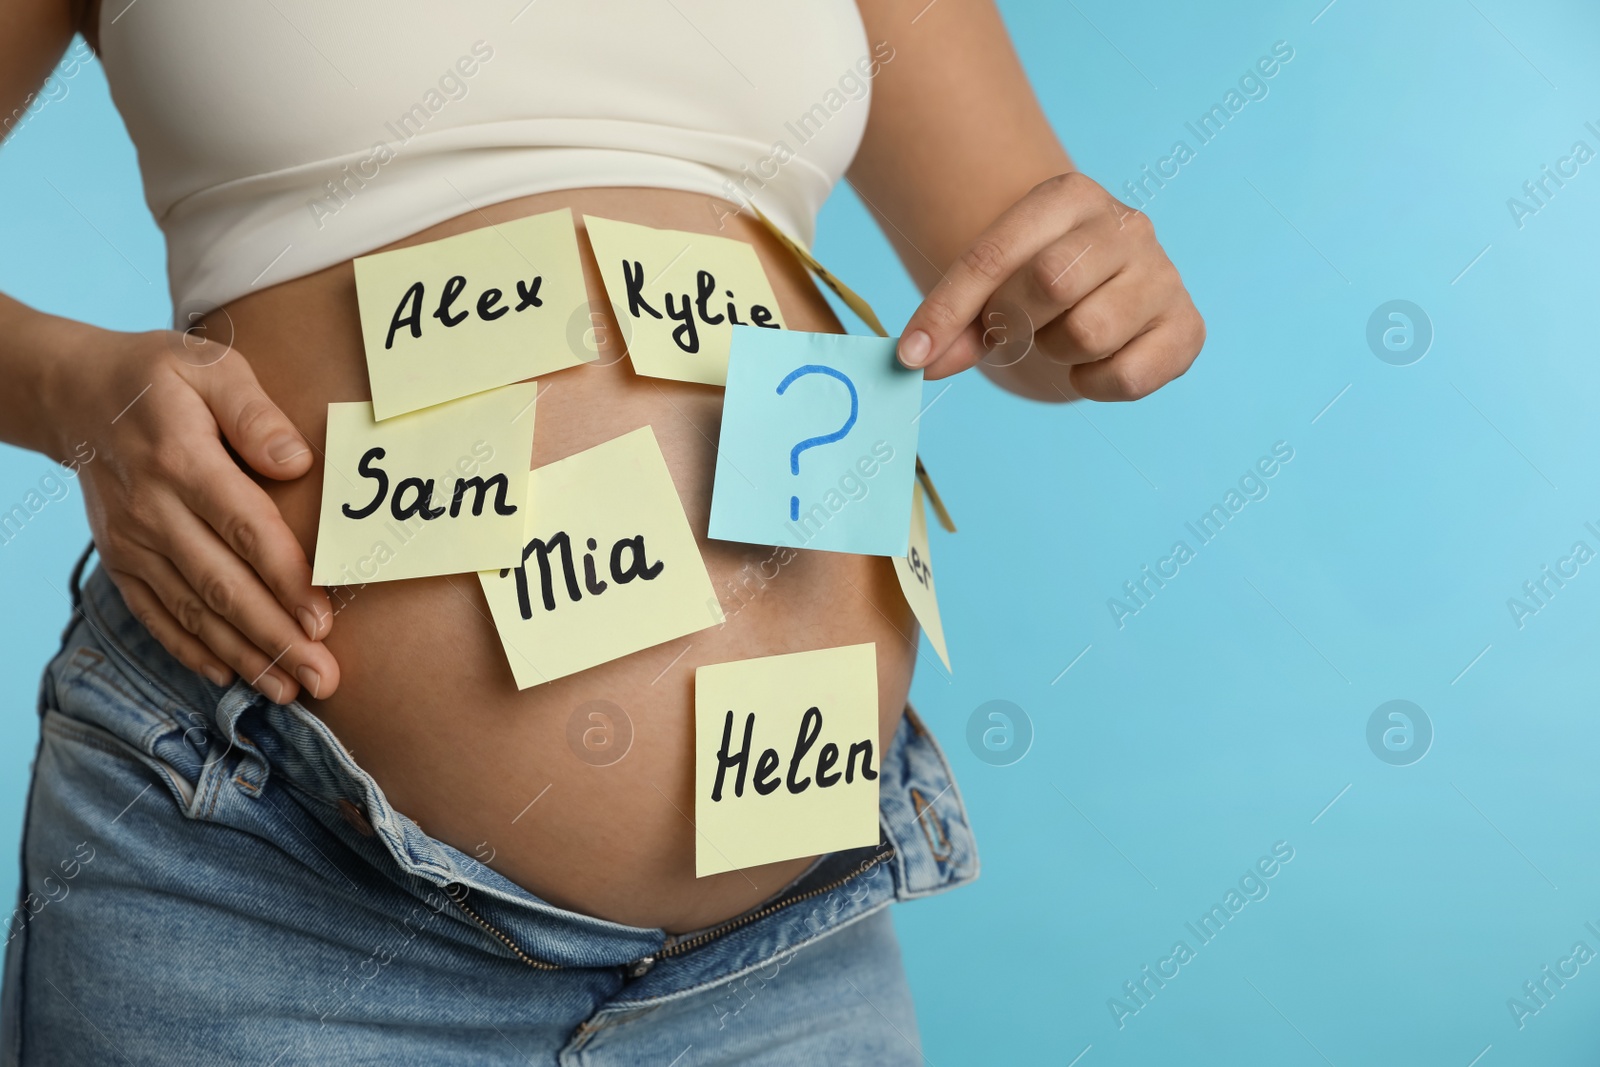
[709, 327, 922, 556]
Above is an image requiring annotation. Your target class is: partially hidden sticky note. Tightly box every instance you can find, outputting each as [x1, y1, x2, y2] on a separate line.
[477, 426, 722, 689]
[709, 327, 922, 556]
[312, 382, 537, 586]
[915, 457, 957, 534]
[354, 208, 590, 420]
[751, 205, 889, 338]
[893, 480, 951, 671]
[694, 643, 880, 877]
[582, 215, 786, 386]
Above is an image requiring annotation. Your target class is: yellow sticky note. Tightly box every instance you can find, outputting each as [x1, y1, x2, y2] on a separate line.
[354, 208, 590, 420]
[311, 383, 537, 586]
[583, 215, 786, 386]
[752, 205, 889, 338]
[477, 426, 723, 689]
[893, 481, 951, 671]
[915, 457, 957, 533]
[694, 643, 880, 877]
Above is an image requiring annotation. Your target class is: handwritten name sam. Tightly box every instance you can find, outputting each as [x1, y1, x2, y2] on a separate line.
[311, 383, 538, 586]
[342, 444, 517, 522]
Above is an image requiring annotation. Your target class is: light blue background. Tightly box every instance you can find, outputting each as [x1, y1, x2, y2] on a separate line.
[3, 1, 1598, 1063]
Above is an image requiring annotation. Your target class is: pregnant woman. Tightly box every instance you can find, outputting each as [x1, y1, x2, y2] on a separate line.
[0, 1, 1202, 1062]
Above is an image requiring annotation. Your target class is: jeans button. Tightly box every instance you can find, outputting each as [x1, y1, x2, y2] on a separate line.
[338, 798, 376, 836]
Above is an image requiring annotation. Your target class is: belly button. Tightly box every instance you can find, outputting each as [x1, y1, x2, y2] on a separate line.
[338, 797, 376, 836]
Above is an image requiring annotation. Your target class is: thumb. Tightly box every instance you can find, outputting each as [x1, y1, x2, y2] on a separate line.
[182, 346, 313, 480]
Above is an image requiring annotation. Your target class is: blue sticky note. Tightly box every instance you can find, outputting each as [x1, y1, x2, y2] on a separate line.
[709, 327, 922, 556]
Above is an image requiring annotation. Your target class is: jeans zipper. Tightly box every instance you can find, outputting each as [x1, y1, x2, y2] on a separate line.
[448, 888, 563, 971]
[448, 844, 896, 976]
[627, 844, 896, 976]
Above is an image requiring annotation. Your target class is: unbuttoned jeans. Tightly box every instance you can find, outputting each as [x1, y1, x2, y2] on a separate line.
[1, 559, 978, 1065]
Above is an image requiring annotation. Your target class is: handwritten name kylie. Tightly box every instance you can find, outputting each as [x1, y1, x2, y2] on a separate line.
[709, 706, 877, 802]
[384, 273, 544, 350]
[621, 263, 779, 354]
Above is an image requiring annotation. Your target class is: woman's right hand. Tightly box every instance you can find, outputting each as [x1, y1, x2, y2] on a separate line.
[55, 327, 341, 704]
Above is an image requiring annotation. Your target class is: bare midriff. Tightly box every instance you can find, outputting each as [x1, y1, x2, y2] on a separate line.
[206, 187, 918, 934]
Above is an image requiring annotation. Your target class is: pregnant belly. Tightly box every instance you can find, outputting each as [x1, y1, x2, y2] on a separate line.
[211, 187, 918, 933]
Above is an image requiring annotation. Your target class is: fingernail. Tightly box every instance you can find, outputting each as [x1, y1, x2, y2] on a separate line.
[297, 607, 320, 641]
[258, 675, 287, 704]
[267, 434, 308, 465]
[898, 330, 931, 368]
[202, 665, 232, 688]
[296, 666, 322, 701]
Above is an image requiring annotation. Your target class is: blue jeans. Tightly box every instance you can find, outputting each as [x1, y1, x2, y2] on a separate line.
[1, 557, 977, 1065]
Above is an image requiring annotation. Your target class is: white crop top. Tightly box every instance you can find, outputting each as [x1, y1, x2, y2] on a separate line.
[96, 1, 876, 320]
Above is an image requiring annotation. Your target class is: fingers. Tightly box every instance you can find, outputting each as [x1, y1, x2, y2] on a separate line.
[173, 341, 334, 647]
[1069, 311, 1206, 402]
[131, 494, 340, 702]
[114, 571, 234, 688]
[180, 344, 315, 481]
[919, 320, 986, 381]
[978, 210, 1130, 356]
[898, 173, 1099, 371]
[128, 549, 303, 703]
[919, 221, 1130, 380]
[157, 506, 340, 701]
[917, 182, 1202, 400]
[182, 451, 332, 641]
[1031, 268, 1173, 368]
[79, 333, 343, 702]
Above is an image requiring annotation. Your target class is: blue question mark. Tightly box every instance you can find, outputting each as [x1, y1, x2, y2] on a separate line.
[776, 364, 859, 521]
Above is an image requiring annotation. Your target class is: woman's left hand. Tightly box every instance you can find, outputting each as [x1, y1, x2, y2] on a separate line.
[895, 171, 1205, 401]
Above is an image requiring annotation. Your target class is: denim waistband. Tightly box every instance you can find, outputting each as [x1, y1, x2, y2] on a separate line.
[45, 552, 979, 1004]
